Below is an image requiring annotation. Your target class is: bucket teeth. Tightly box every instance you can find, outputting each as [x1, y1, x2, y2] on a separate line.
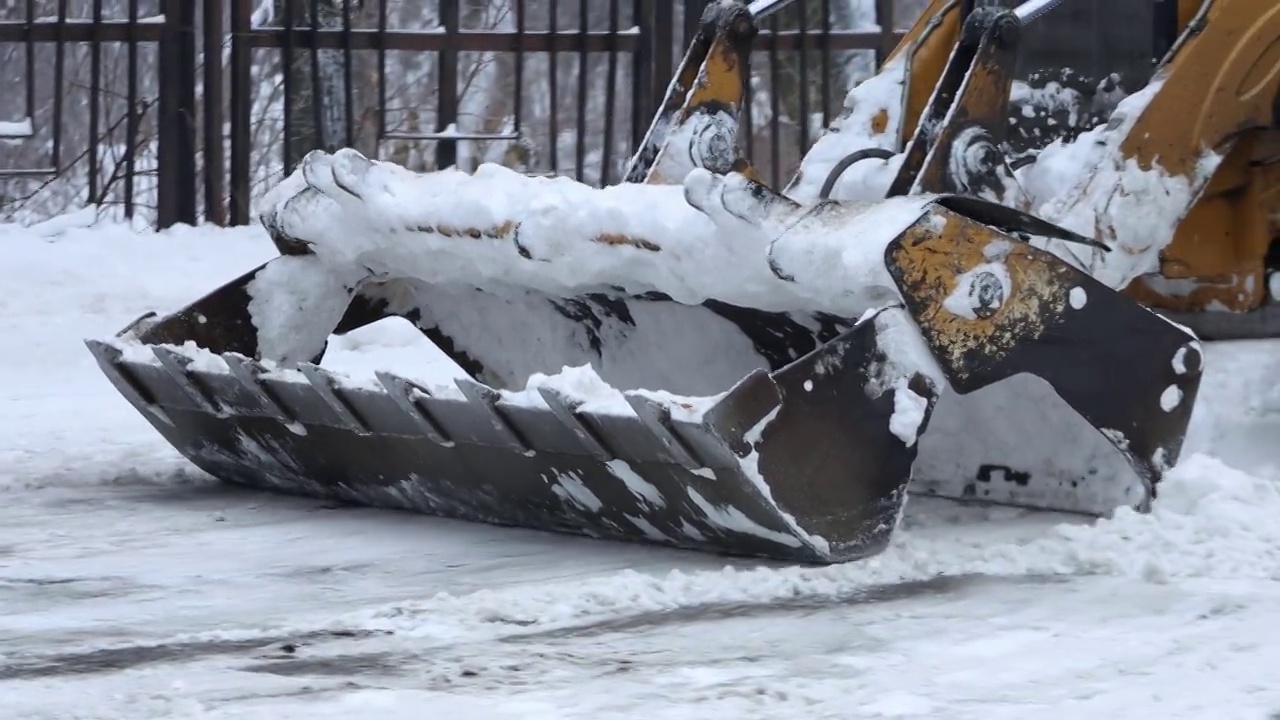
[622, 394, 707, 470]
[454, 377, 534, 456]
[224, 354, 304, 433]
[297, 363, 372, 435]
[90, 310, 933, 564]
[374, 371, 455, 447]
[151, 346, 227, 418]
[536, 387, 615, 462]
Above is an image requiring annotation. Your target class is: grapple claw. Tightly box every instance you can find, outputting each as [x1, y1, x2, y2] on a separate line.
[886, 200, 1203, 513]
[88, 149, 1204, 565]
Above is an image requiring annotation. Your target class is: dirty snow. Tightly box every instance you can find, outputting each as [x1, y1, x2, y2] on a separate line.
[4, 218, 1280, 718]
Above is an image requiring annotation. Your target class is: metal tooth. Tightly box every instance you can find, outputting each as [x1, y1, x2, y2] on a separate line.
[623, 394, 703, 470]
[115, 311, 159, 338]
[84, 340, 174, 428]
[536, 387, 615, 462]
[454, 377, 533, 456]
[297, 363, 371, 435]
[375, 371, 455, 448]
[151, 346, 227, 417]
[223, 354, 306, 435]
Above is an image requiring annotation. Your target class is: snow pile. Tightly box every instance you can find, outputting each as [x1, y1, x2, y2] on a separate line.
[0, 218, 275, 490]
[1047, 455, 1280, 582]
[247, 149, 949, 404]
[1009, 79, 1085, 130]
[1017, 81, 1222, 289]
[784, 55, 909, 202]
[261, 149, 930, 320]
[313, 452, 1279, 641]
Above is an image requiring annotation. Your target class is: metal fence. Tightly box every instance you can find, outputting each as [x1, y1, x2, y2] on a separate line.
[0, 0, 905, 229]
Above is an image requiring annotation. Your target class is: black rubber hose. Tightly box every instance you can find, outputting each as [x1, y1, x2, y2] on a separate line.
[818, 147, 897, 200]
[1009, 154, 1037, 171]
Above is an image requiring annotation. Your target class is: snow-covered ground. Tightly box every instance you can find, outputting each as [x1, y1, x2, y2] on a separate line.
[3, 218, 1280, 719]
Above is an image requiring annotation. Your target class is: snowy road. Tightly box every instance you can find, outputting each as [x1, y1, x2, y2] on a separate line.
[3, 219, 1280, 718]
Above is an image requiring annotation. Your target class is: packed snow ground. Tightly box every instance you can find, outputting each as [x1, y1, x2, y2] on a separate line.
[3, 218, 1280, 719]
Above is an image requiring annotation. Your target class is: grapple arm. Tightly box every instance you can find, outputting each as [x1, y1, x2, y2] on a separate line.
[1044, 0, 1280, 313]
[622, 0, 761, 185]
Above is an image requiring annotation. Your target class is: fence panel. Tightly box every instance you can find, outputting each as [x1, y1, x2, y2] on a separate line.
[0, 0, 199, 227]
[1, 0, 907, 229]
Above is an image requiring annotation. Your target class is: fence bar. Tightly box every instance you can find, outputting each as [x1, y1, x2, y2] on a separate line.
[797, 2, 810, 155]
[819, 0, 831, 124]
[308, 0, 325, 152]
[1, 0, 911, 228]
[575, 0, 589, 181]
[767, 12, 780, 188]
[377, 0, 388, 139]
[875, 0, 896, 63]
[650, 0, 672, 115]
[229, 0, 253, 225]
[23, 0, 34, 122]
[157, 0, 198, 228]
[437, 0, 460, 170]
[281, 0, 295, 172]
[514, 0, 526, 136]
[205, 0, 227, 225]
[52, 0, 67, 170]
[629, 0, 647, 150]
[548, 0, 560, 173]
[341, 0, 355, 148]
[124, 0, 139, 218]
[89, 0, 102, 203]
[601, 0, 620, 184]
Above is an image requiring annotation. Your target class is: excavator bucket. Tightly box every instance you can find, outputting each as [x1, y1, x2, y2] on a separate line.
[89, 274, 936, 564]
[86, 149, 1203, 564]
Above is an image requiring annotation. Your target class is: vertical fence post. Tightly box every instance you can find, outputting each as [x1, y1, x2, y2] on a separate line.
[204, 0, 227, 225]
[650, 0, 673, 117]
[436, 0, 460, 170]
[157, 0, 198, 228]
[631, 0, 652, 150]
[874, 0, 896, 66]
[681, 0, 700, 49]
[228, 0, 252, 226]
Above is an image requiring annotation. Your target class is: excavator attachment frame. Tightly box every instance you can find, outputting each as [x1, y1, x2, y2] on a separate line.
[87, 174, 1203, 563]
[83, 0, 1218, 564]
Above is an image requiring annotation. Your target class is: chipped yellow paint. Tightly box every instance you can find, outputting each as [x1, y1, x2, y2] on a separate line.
[592, 233, 662, 252]
[412, 220, 517, 240]
[406, 219, 662, 253]
[888, 207, 1073, 380]
[870, 109, 889, 135]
